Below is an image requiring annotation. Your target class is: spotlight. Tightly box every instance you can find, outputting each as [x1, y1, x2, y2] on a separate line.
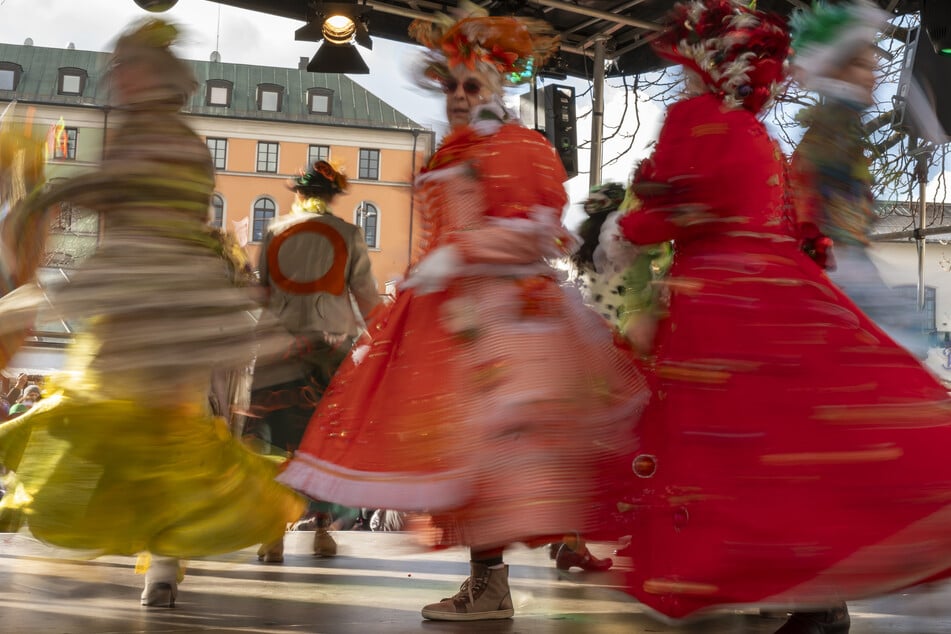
[133, 0, 178, 11]
[922, 0, 951, 56]
[323, 14, 356, 45]
[296, 2, 372, 74]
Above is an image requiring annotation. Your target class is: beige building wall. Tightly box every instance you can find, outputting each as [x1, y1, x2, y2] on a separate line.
[4, 104, 434, 292]
[189, 115, 430, 290]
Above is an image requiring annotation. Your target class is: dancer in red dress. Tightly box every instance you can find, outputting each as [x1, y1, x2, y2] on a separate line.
[277, 1, 648, 621]
[607, 2, 951, 632]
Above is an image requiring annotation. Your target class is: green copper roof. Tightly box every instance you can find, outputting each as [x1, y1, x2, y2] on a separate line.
[0, 41, 423, 130]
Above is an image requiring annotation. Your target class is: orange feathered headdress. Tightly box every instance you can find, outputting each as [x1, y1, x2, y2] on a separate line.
[409, 1, 559, 86]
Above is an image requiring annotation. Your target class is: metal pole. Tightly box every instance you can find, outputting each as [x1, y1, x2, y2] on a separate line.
[873, 224, 951, 241]
[914, 145, 932, 310]
[589, 37, 606, 188]
[918, 178, 926, 309]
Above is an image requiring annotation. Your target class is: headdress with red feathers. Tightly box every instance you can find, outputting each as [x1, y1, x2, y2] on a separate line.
[653, 0, 792, 113]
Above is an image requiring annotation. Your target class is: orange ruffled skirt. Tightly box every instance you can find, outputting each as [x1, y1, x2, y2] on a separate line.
[278, 274, 648, 549]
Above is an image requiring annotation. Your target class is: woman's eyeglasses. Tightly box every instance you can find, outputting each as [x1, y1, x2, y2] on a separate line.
[442, 78, 483, 96]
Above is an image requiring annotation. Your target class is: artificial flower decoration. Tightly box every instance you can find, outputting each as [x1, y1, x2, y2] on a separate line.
[291, 160, 348, 196]
[409, 0, 559, 88]
[653, 0, 791, 113]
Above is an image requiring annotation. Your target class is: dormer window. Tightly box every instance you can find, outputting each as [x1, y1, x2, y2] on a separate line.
[307, 88, 333, 115]
[58, 67, 87, 95]
[257, 83, 284, 112]
[206, 79, 232, 107]
[0, 62, 23, 91]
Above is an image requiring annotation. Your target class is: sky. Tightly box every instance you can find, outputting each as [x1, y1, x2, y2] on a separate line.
[0, 0, 661, 230]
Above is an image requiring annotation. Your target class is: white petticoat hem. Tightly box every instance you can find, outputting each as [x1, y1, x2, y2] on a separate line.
[276, 453, 474, 513]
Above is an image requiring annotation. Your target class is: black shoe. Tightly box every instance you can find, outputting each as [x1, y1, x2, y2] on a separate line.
[774, 604, 850, 634]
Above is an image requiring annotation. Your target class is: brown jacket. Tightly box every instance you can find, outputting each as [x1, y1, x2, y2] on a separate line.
[259, 211, 381, 338]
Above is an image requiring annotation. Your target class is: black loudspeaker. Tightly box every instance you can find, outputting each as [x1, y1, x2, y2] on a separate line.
[922, 0, 951, 55]
[899, 27, 951, 143]
[544, 84, 578, 178]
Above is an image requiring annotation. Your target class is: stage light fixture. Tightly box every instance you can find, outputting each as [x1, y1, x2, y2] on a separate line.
[307, 43, 370, 74]
[296, 2, 372, 74]
[133, 0, 178, 11]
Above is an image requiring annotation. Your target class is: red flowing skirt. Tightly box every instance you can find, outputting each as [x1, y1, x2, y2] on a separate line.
[607, 238, 951, 618]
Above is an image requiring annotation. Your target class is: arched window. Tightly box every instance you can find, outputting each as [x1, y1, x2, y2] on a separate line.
[252, 197, 276, 242]
[209, 194, 224, 228]
[354, 201, 379, 249]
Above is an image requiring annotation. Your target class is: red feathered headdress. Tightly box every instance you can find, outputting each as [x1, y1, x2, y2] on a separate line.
[653, 0, 791, 113]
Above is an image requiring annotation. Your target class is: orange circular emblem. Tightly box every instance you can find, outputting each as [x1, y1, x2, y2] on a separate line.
[267, 221, 348, 295]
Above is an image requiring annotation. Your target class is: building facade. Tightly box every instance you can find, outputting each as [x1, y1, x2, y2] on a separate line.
[0, 40, 435, 292]
[872, 203, 951, 384]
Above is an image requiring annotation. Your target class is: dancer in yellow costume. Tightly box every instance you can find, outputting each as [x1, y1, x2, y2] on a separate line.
[0, 19, 304, 607]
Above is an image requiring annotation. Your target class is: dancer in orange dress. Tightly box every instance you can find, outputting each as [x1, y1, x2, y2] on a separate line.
[277, 2, 648, 621]
[606, 2, 951, 632]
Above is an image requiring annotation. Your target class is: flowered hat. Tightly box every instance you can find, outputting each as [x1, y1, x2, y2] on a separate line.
[790, 0, 889, 90]
[652, 0, 791, 113]
[408, 0, 559, 88]
[583, 182, 626, 215]
[291, 160, 348, 197]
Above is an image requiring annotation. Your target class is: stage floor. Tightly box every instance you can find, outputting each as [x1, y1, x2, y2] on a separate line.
[2, 530, 950, 633]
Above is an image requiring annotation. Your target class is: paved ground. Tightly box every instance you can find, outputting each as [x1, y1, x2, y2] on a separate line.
[2, 530, 951, 633]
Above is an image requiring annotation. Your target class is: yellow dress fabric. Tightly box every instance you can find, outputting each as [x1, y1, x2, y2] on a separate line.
[0, 21, 304, 558]
[0, 391, 304, 557]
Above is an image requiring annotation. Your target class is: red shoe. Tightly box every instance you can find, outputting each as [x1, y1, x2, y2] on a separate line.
[555, 544, 613, 572]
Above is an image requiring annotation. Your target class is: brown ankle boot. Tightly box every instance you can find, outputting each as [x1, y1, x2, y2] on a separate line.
[421, 562, 515, 621]
[313, 512, 337, 557]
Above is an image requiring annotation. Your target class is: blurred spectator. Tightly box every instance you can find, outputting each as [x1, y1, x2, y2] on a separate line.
[7, 384, 40, 418]
[4, 373, 28, 404]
